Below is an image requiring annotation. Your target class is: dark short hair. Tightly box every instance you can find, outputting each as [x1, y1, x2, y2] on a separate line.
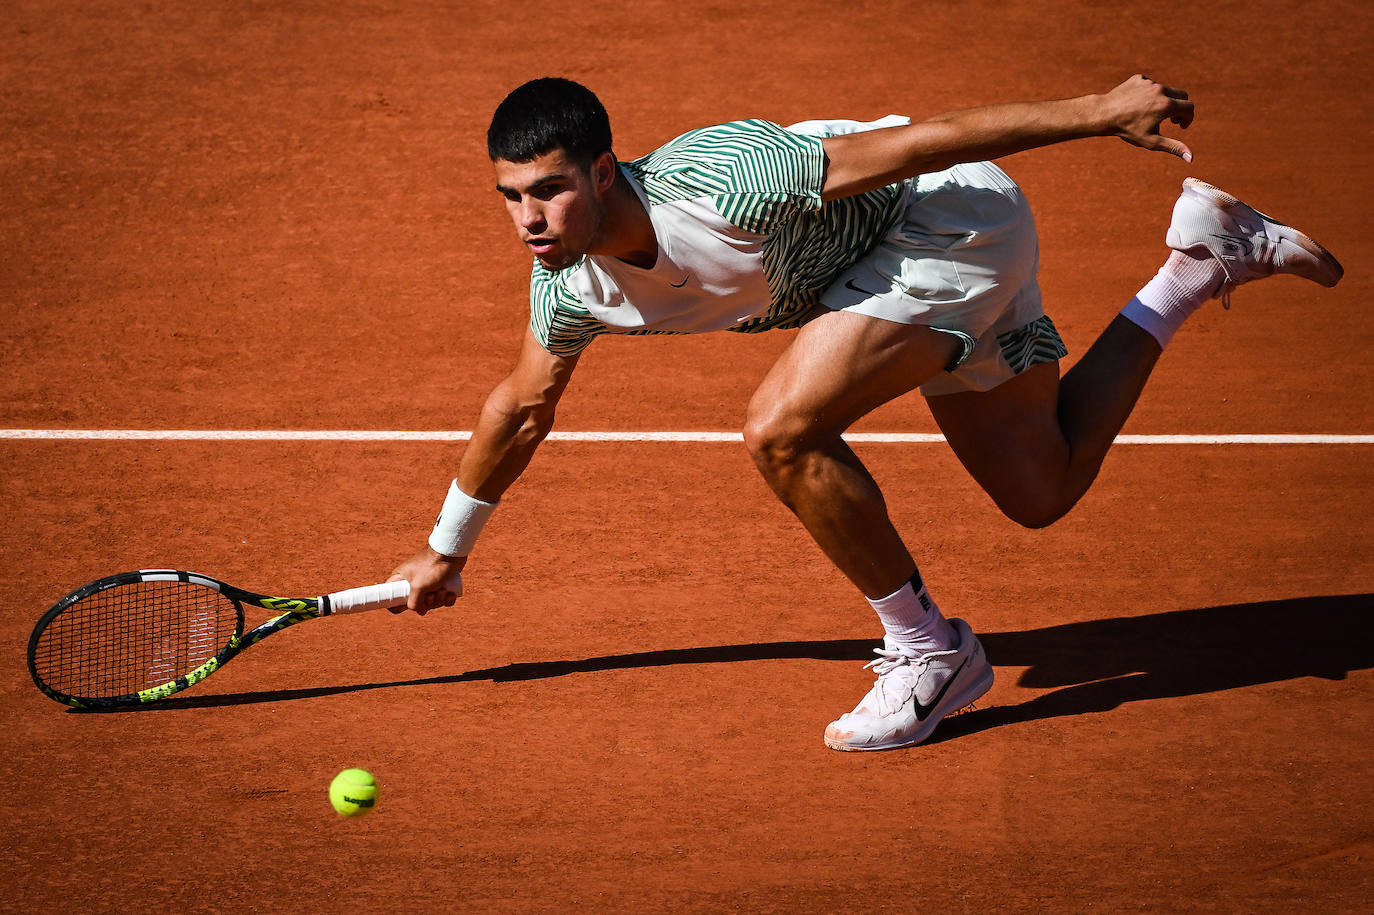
[487, 77, 613, 166]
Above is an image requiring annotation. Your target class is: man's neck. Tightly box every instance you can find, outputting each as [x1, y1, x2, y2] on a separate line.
[590, 169, 659, 269]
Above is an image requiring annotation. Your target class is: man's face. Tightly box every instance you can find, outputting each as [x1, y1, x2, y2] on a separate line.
[494, 148, 608, 272]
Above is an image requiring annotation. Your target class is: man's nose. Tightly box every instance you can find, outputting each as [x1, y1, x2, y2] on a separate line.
[518, 200, 545, 231]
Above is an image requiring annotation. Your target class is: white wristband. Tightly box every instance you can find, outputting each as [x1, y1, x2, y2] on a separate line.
[428, 480, 498, 558]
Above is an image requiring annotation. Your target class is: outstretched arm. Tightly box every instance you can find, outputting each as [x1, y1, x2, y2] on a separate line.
[389, 327, 580, 612]
[455, 327, 580, 501]
[820, 75, 1194, 201]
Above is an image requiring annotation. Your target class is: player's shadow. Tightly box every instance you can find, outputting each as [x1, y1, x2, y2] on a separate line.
[930, 591, 1372, 744]
[80, 594, 1372, 730]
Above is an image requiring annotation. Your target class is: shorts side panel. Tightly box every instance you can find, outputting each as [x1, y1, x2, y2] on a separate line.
[918, 313, 1068, 397]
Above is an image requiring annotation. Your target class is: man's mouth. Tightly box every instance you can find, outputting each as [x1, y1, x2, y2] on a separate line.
[526, 238, 557, 256]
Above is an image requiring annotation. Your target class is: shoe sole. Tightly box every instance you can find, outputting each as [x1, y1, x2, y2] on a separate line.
[1169, 178, 1343, 287]
[823, 662, 994, 752]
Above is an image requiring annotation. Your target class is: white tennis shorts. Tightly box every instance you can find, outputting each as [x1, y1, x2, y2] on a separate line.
[820, 161, 1067, 396]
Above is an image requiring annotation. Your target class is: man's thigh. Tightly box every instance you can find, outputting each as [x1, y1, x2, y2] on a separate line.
[747, 310, 962, 440]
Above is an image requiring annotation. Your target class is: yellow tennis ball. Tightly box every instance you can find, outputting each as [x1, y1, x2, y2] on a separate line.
[329, 768, 378, 817]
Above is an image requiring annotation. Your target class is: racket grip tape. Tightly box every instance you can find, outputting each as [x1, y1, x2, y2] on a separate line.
[326, 580, 411, 614]
[324, 570, 463, 615]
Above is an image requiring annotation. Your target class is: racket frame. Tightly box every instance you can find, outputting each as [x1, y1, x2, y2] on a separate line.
[29, 569, 362, 709]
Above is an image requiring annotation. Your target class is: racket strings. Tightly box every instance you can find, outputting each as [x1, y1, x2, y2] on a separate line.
[32, 581, 240, 699]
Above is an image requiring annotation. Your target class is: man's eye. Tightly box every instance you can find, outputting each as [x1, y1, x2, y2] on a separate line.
[534, 185, 563, 200]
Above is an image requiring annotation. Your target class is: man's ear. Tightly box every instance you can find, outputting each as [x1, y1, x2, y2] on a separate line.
[592, 150, 618, 193]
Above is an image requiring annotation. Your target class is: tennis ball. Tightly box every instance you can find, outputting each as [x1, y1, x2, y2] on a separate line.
[329, 768, 378, 817]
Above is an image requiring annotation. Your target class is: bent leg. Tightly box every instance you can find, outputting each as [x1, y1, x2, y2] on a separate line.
[927, 314, 1162, 528]
[744, 309, 961, 598]
[932, 175, 1347, 528]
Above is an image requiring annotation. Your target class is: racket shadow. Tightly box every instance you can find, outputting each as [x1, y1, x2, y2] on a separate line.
[70, 594, 1373, 725]
[67, 638, 882, 712]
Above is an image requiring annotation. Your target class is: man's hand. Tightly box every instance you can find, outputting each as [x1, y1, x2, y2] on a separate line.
[387, 549, 467, 616]
[1101, 74, 1195, 162]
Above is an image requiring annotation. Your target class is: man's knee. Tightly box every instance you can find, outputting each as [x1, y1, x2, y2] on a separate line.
[742, 400, 816, 480]
[990, 478, 1091, 529]
[742, 409, 794, 473]
[1001, 497, 1070, 530]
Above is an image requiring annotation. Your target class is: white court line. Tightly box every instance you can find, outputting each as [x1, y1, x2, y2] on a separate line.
[1, 429, 1372, 444]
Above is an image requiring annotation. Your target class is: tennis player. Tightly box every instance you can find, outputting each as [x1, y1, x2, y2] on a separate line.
[389, 75, 1342, 751]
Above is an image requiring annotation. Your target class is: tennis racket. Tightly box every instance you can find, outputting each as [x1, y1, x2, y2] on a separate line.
[27, 568, 460, 709]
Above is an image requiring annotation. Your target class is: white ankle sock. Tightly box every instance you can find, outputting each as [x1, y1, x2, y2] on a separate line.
[867, 571, 957, 657]
[1120, 250, 1226, 347]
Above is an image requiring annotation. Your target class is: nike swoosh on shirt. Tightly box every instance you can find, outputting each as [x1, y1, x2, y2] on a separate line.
[912, 657, 969, 722]
[844, 278, 881, 296]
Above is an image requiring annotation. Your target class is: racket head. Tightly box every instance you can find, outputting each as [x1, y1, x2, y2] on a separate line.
[28, 571, 246, 709]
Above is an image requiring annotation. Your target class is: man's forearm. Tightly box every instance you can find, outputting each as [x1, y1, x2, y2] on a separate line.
[456, 379, 557, 503]
[821, 76, 1193, 201]
[916, 95, 1108, 164]
[822, 95, 1105, 200]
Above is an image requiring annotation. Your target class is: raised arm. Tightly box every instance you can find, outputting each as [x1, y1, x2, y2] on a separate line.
[389, 327, 581, 612]
[820, 75, 1194, 201]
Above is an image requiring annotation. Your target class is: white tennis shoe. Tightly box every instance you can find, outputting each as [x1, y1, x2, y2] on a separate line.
[824, 618, 993, 752]
[1166, 177, 1343, 305]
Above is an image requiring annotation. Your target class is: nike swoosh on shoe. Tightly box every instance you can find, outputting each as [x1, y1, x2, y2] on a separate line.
[1210, 232, 1253, 257]
[912, 656, 968, 722]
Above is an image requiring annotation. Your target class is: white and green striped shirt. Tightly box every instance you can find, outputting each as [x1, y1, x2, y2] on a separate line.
[529, 118, 906, 357]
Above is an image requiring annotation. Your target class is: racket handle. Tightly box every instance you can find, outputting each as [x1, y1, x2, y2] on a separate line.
[324, 569, 463, 615]
[326, 580, 410, 614]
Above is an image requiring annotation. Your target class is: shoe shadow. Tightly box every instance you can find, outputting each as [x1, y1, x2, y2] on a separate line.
[928, 592, 1373, 744]
[73, 594, 1372, 720]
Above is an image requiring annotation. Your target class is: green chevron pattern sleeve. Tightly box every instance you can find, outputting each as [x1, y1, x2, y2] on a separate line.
[630, 120, 827, 232]
[528, 261, 607, 357]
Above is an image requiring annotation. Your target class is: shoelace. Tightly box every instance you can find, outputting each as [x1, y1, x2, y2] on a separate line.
[863, 648, 929, 717]
[1215, 222, 1279, 311]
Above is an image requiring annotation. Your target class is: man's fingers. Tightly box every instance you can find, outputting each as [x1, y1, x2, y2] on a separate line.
[1167, 97, 1195, 130]
[404, 585, 458, 616]
[1156, 135, 1194, 163]
[1123, 128, 1193, 163]
[386, 571, 409, 613]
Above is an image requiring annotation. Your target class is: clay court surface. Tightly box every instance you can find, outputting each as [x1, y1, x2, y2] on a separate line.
[3, 1, 1371, 911]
